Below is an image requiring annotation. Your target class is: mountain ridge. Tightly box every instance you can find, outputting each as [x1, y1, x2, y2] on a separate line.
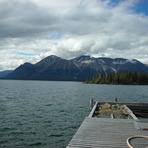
[5, 55, 148, 81]
[0, 70, 13, 78]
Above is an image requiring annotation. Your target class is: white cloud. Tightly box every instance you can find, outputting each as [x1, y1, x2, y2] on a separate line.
[0, 0, 148, 71]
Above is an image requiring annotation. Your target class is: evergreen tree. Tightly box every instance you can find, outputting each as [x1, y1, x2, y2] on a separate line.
[85, 72, 148, 85]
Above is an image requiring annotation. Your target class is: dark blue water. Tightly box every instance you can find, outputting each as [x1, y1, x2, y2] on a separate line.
[0, 80, 148, 148]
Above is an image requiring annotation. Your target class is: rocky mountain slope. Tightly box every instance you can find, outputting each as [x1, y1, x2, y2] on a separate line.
[0, 70, 13, 78]
[5, 55, 148, 81]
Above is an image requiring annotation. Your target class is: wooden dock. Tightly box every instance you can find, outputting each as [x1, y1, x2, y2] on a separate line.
[66, 102, 148, 148]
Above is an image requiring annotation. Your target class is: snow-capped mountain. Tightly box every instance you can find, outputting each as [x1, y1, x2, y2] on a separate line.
[5, 55, 148, 81]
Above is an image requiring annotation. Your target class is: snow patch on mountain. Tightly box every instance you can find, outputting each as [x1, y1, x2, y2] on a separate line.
[81, 60, 94, 64]
[112, 61, 126, 65]
[113, 59, 137, 65]
[109, 67, 117, 73]
[126, 59, 137, 64]
[98, 59, 105, 64]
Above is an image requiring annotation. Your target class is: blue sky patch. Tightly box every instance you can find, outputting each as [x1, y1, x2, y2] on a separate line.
[51, 32, 62, 39]
[134, 0, 148, 15]
[104, 0, 148, 16]
[16, 52, 39, 56]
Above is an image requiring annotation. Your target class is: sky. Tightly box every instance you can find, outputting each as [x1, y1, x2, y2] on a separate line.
[0, 0, 148, 71]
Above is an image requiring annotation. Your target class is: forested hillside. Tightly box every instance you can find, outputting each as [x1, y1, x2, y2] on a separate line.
[85, 72, 148, 85]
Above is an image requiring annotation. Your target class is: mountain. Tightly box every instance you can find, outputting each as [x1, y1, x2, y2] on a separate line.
[31, 55, 79, 80]
[6, 55, 79, 81]
[6, 63, 36, 80]
[72, 56, 148, 79]
[0, 70, 13, 78]
[5, 55, 148, 81]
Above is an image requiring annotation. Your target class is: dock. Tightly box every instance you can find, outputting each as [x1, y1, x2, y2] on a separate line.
[66, 102, 148, 148]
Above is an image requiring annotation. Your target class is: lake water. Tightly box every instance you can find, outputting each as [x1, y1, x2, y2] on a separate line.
[0, 80, 148, 148]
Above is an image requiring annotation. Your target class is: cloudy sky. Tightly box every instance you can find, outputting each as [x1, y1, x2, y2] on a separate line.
[0, 0, 148, 71]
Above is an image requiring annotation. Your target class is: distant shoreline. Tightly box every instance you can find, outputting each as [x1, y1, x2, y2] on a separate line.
[1, 78, 148, 85]
[84, 72, 148, 85]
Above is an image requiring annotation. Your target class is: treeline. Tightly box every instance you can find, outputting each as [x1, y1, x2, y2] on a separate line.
[85, 72, 148, 85]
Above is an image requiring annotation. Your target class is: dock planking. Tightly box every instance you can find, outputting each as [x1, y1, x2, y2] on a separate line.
[67, 102, 148, 148]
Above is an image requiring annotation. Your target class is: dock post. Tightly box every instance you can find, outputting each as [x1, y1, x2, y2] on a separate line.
[90, 99, 94, 110]
[115, 98, 118, 103]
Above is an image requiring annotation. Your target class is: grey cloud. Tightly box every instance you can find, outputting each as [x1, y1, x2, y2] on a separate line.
[0, 0, 148, 71]
[0, 0, 59, 38]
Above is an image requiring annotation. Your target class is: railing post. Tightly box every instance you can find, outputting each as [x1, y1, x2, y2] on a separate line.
[90, 99, 94, 111]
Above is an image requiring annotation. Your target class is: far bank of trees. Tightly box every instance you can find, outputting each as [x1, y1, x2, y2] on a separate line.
[85, 72, 148, 85]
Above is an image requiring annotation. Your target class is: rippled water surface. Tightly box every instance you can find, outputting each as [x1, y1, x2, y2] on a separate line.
[0, 80, 148, 147]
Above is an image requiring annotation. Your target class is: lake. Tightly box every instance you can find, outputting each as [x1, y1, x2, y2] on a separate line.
[0, 80, 148, 148]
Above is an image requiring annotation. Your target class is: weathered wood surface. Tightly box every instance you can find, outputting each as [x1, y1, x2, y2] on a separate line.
[89, 101, 98, 117]
[123, 105, 139, 120]
[67, 117, 148, 148]
[92, 102, 148, 118]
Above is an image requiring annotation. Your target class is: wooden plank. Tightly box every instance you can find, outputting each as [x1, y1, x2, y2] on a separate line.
[135, 121, 148, 130]
[88, 102, 98, 117]
[67, 117, 148, 148]
[123, 105, 139, 120]
[97, 102, 148, 106]
[67, 102, 148, 148]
